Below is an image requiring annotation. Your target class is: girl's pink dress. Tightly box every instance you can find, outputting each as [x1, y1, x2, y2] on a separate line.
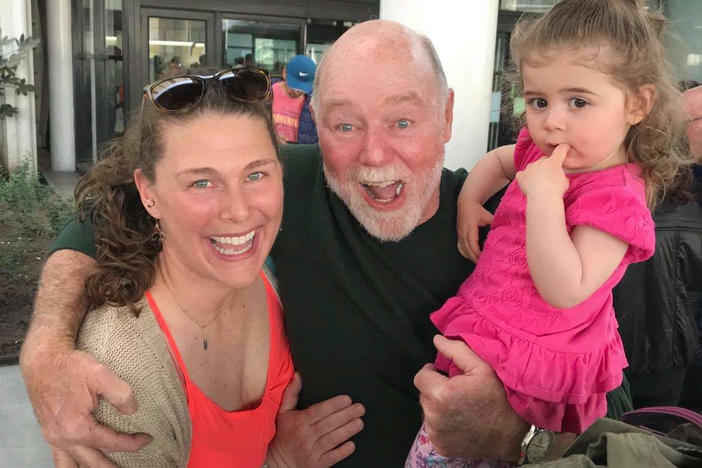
[433, 128, 655, 433]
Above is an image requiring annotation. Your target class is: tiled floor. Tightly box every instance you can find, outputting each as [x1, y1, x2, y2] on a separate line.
[0, 365, 53, 467]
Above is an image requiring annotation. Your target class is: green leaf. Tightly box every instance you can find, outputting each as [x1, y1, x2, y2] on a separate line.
[0, 103, 19, 118]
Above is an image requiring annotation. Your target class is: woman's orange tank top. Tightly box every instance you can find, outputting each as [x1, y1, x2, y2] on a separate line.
[146, 272, 294, 467]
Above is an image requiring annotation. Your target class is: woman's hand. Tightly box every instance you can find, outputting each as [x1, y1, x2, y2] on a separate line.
[515, 144, 570, 201]
[457, 198, 494, 263]
[266, 373, 365, 468]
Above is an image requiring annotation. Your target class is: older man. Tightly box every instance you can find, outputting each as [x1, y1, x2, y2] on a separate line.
[22, 21, 602, 467]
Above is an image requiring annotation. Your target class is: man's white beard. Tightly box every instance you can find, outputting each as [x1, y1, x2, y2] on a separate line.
[323, 155, 444, 242]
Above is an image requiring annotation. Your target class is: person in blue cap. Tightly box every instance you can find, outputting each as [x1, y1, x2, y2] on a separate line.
[272, 55, 318, 144]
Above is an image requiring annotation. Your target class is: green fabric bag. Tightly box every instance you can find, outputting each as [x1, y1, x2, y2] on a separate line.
[529, 417, 702, 467]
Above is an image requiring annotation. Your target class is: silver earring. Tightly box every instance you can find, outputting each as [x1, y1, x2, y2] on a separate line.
[152, 220, 164, 242]
[146, 200, 155, 208]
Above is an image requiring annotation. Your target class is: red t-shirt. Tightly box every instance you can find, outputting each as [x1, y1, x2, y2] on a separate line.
[271, 81, 306, 143]
[147, 272, 294, 467]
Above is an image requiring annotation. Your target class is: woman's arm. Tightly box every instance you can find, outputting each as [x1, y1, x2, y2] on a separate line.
[457, 145, 516, 261]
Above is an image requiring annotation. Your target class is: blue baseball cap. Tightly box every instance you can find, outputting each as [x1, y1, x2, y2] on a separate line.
[286, 55, 316, 95]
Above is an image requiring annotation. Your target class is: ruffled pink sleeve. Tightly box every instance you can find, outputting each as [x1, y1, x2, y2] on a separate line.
[566, 180, 655, 263]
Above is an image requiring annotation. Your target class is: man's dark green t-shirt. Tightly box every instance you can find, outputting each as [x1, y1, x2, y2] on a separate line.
[270, 145, 474, 466]
[53, 144, 631, 466]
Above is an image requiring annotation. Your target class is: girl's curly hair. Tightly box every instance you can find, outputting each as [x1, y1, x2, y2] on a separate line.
[75, 85, 278, 310]
[508, 0, 695, 207]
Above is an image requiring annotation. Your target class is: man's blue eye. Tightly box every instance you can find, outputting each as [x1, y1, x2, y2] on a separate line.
[397, 119, 411, 129]
[248, 172, 263, 181]
[339, 124, 353, 132]
[193, 180, 211, 188]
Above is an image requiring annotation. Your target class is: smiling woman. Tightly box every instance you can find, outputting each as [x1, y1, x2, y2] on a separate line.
[68, 69, 293, 467]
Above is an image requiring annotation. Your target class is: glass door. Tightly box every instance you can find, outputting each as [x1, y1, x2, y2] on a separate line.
[221, 18, 304, 78]
[140, 9, 215, 87]
[99, 0, 125, 140]
[73, 0, 125, 172]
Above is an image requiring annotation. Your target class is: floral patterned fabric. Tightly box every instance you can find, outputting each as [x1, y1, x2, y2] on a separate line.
[405, 424, 515, 468]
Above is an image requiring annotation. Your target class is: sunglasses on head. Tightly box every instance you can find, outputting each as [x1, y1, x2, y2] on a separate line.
[143, 67, 271, 112]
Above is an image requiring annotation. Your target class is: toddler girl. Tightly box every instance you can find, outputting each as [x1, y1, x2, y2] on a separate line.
[407, 0, 692, 466]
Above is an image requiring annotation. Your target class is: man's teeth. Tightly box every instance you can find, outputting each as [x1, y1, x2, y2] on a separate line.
[362, 181, 405, 203]
[210, 230, 255, 255]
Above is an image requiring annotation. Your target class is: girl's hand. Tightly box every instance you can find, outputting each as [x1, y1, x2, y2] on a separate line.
[457, 198, 493, 263]
[515, 144, 570, 200]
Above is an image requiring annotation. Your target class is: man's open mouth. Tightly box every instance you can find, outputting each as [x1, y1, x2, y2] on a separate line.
[361, 181, 405, 203]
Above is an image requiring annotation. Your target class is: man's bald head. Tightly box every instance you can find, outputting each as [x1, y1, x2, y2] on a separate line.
[310, 20, 449, 115]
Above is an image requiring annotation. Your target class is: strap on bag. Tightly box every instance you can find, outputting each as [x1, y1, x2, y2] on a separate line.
[622, 406, 702, 436]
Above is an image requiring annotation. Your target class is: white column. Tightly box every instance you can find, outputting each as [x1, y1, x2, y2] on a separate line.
[380, 0, 499, 170]
[0, 0, 37, 172]
[47, 0, 76, 172]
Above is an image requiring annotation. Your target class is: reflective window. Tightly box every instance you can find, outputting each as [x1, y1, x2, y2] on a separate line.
[666, 0, 702, 83]
[306, 20, 354, 65]
[148, 17, 207, 82]
[222, 19, 300, 76]
[306, 43, 330, 65]
[499, 0, 661, 12]
[76, 0, 95, 168]
[499, 0, 559, 13]
[104, 0, 124, 135]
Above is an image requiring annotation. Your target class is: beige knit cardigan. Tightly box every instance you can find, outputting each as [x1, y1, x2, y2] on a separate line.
[77, 297, 192, 467]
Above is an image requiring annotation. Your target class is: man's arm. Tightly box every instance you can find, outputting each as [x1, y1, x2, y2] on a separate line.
[415, 336, 575, 462]
[20, 250, 150, 467]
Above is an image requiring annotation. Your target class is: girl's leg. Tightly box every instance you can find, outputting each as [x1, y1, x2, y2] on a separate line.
[406, 423, 512, 468]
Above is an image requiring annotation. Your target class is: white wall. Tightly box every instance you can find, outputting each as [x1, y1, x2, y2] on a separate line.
[47, 0, 76, 172]
[380, 0, 499, 170]
[0, 0, 37, 172]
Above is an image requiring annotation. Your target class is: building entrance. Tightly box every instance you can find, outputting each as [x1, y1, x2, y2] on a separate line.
[70, 0, 377, 170]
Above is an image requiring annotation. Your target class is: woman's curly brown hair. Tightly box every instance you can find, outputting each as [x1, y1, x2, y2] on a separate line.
[508, 0, 695, 208]
[75, 84, 278, 310]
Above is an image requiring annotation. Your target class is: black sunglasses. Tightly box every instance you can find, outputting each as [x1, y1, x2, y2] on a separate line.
[143, 67, 271, 112]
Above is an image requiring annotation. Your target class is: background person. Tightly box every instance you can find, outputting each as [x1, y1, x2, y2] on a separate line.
[271, 55, 318, 144]
[21, 21, 636, 467]
[613, 81, 702, 411]
[679, 83, 702, 411]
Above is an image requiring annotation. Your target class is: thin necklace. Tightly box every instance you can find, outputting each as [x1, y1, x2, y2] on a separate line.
[163, 281, 225, 351]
